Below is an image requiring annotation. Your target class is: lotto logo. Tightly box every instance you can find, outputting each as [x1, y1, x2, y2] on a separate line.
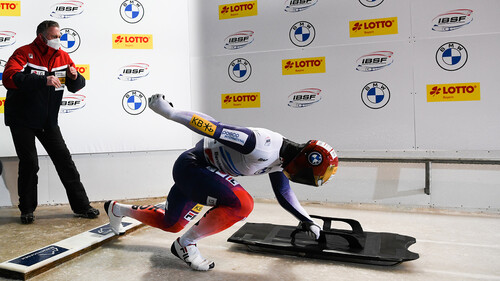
[0, 97, 5, 113]
[427, 83, 480, 102]
[349, 17, 398, 37]
[0, 1, 20, 16]
[75, 64, 90, 80]
[282, 57, 325, 75]
[112, 34, 153, 49]
[219, 1, 257, 20]
[221, 93, 260, 109]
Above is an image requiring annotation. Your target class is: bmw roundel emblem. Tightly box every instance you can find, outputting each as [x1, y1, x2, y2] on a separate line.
[359, 0, 384, 8]
[60, 28, 80, 53]
[120, 0, 145, 24]
[289, 21, 315, 47]
[0, 59, 7, 87]
[436, 42, 468, 71]
[122, 90, 147, 115]
[228, 58, 252, 83]
[308, 152, 323, 166]
[361, 81, 391, 109]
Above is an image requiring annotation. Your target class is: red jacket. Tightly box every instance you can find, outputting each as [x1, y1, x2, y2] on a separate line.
[2, 35, 85, 128]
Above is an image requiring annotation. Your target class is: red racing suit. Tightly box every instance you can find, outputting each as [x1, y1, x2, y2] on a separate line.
[2, 35, 85, 129]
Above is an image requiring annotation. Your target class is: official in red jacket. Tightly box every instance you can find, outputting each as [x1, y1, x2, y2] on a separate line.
[2, 20, 99, 224]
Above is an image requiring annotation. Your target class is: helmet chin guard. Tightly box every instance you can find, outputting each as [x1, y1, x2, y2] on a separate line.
[283, 140, 338, 187]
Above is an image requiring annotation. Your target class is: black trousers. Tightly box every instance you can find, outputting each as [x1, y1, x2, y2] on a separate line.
[10, 125, 90, 214]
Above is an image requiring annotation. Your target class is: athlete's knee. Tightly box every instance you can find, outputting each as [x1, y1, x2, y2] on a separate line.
[233, 189, 254, 218]
[163, 223, 185, 233]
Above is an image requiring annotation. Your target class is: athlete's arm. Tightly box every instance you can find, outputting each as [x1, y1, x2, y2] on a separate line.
[148, 94, 256, 154]
[269, 171, 322, 239]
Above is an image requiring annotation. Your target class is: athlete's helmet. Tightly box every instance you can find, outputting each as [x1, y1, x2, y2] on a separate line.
[282, 140, 338, 187]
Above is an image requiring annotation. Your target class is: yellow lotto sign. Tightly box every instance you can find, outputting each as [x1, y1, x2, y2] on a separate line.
[0, 97, 5, 113]
[190, 114, 217, 136]
[221, 93, 260, 109]
[427, 83, 480, 102]
[112, 34, 153, 49]
[282, 57, 326, 75]
[75, 65, 90, 80]
[350, 17, 398, 37]
[0, 1, 20, 16]
[219, 1, 257, 20]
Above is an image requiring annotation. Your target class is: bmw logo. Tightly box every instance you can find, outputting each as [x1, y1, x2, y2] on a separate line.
[308, 152, 323, 166]
[0, 59, 6, 86]
[120, 0, 145, 24]
[359, 0, 384, 8]
[436, 42, 468, 71]
[60, 28, 80, 53]
[122, 90, 147, 115]
[289, 21, 315, 47]
[228, 58, 252, 83]
[361, 81, 391, 109]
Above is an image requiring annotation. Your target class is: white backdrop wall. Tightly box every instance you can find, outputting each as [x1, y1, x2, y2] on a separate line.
[189, 0, 500, 157]
[188, 0, 500, 212]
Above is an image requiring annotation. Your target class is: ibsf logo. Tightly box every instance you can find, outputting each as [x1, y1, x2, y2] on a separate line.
[432, 9, 473, 32]
[288, 88, 322, 108]
[284, 0, 317, 13]
[0, 59, 7, 86]
[219, 1, 257, 20]
[60, 94, 86, 113]
[0, 1, 21, 16]
[0, 31, 15, 48]
[50, 1, 84, 19]
[228, 58, 251, 83]
[436, 42, 467, 71]
[282, 57, 325, 75]
[118, 63, 150, 81]
[122, 90, 147, 115]
[289, 21, 315, 47]
[112, 34, 153, 49]
[358, 0, 384, 8]
[427, 83, 480, 102]
[361, 81, 390, 109]
[60, 28, 81, 54]
[224, 30, 254, 50]
[120, 0, 144, 24]
[221, 93, 260, 109]
[356, 51, 394, 72]
[350, 17, 398, 37]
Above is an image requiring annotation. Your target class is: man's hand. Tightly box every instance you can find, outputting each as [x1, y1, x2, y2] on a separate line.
[148, 94, 174, 118]
[299, 220, 322, 240]
[66, 65, 78, 80]
[46, 76, 62, 88]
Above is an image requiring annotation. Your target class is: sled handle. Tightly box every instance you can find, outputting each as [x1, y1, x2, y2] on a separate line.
[310, 215, 364, 234]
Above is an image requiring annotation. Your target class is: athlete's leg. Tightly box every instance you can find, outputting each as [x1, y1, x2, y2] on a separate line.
[172, 153, 254, 245]
[109, 183, 202, 233]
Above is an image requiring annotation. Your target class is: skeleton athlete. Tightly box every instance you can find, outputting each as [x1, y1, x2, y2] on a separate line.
[105, 94, 339, 271]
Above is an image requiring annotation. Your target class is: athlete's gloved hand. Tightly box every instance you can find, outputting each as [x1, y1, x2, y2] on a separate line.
[148, 94, 175, 119]
[299, 220, 322, 240]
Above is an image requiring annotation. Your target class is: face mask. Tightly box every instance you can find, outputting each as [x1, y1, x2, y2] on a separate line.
[44, 36, 60, 50]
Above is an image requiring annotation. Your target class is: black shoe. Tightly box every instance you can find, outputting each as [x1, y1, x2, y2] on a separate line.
[74, 206, 100, 219]
[20, 213, 35, 224]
